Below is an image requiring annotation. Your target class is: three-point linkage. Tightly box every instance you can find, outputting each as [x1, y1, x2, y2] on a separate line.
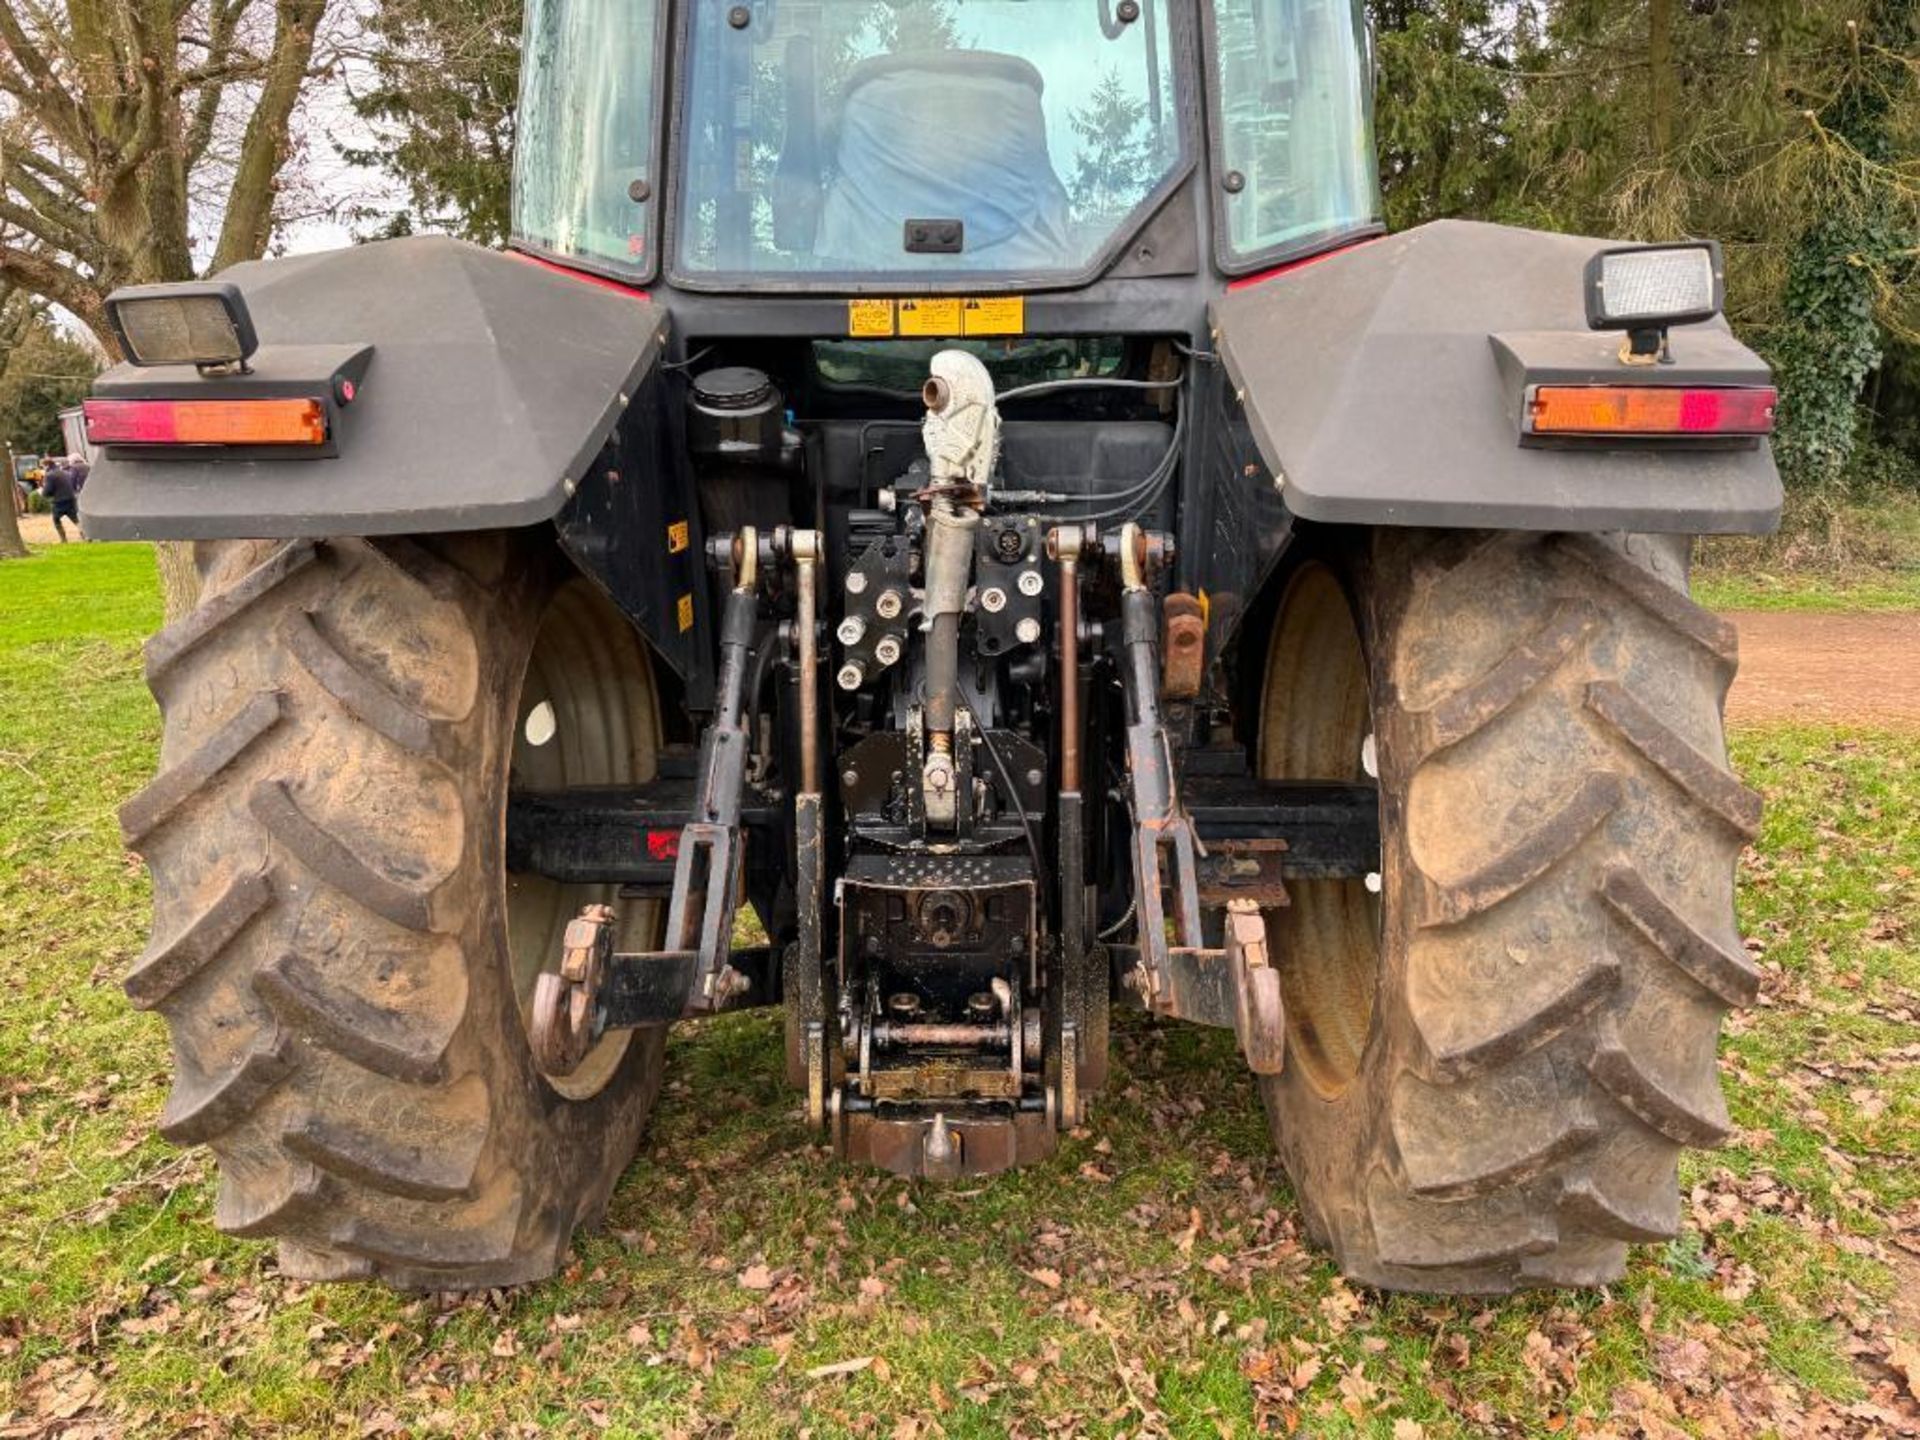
[530, 526, 822, 1077]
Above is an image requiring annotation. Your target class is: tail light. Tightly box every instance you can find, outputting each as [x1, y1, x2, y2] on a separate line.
[83, 397, 328, 448]
[1526, 385, 1776, 438]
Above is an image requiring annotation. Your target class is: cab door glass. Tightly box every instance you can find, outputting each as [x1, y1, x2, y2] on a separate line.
[514, 0, 661, 275]
[1210, 0, 1380, 262]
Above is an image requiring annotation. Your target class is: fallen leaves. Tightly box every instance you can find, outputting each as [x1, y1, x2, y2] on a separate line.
[1890, 1336, 1920, 1401]
[804, 1355, 874, 1381]
[736, 1263, 776, 1291]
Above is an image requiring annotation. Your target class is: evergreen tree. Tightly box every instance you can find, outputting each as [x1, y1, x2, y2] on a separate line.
[344, 0, 524, 245]
[1068, 71, 1155, 220]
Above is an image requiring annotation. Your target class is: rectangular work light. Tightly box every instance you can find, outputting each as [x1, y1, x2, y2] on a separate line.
[104, 281, 259, 369]
[1584, 242, 1723, 335]
[1526, 384, 1776, 438]
[82, 397, 328, 447]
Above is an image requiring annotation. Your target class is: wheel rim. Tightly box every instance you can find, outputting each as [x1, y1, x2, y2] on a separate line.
[1257, 562, 1381, 1100]
[506, 579, 662, 1100]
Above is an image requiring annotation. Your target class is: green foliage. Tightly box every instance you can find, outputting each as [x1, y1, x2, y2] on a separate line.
[1371, 1, 1523, 229]
[0, 299, 101, 459]
[1747, 0, 1917, 487]
[1369, 0, 1920, 494]
[1773, 210, 1891, 485]
[344, 0, 523, 245]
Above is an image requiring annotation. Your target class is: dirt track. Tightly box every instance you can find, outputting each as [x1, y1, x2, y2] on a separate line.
[1727, 610, 1920, 729]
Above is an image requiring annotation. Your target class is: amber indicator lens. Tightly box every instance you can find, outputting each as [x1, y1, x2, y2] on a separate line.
[84, 397, 328, 447]
[1527, 385, 1776, 437]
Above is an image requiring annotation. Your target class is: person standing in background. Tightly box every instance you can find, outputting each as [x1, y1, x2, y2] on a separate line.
[39, 456, 80, 542]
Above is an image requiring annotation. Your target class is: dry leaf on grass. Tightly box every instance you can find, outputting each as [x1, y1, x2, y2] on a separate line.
[806, 1355, 875, 1380]
[1888, 1336, 1920, 1400]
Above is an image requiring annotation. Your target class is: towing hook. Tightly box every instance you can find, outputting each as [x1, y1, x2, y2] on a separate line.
[529, 902, 616, 1077]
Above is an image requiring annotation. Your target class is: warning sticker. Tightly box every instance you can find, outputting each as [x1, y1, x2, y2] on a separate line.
[666, 519, 690, 554]
[897, 297, 963, 337]
[676, 594, 694, 632]
[962, 297, 1025, 336]
[848, 299, 895, 337]
[848, 296, 1026, 338]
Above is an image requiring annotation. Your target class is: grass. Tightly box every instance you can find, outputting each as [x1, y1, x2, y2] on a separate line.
[2, 542, 1917, 1437]
[1691, 567, 1920, 613]
[1695, 488, 1920, 611]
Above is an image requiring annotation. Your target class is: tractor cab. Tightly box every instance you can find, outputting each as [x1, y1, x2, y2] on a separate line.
[512, 0, 1382, 292]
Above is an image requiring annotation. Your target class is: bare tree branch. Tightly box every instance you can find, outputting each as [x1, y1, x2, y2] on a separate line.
[212, 0, 325, 271]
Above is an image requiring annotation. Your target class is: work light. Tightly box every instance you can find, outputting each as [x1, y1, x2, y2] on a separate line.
[104, 282, 259, 370]
[1584, 241, 1723, 360]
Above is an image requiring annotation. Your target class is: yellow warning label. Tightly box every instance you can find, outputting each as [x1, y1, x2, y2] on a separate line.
[898, 297, 963, 337]
[847, 299, 895, 338]
[962, 297, 1025, 336]
[676, 594, 694, 632]
[666, 519, 690, 554]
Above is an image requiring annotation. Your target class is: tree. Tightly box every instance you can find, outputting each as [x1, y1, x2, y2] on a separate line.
[0, 289, 30, 558]
[0, 0, 334, 352]
[0, 288, 97, 556]
[1369, 0, 1529, 229]
[342, 0, 521, 244]
[1416, 0, 1919, 492]
[0, 300, 98, 456]
[1769, 0, 1919, 487]
[1068, 70, 1155, 221]
[1, 0, 339, 599]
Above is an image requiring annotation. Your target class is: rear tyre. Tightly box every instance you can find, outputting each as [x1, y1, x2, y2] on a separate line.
[124, 533, 666, 1289]
[1254, 530, 1758, 1291]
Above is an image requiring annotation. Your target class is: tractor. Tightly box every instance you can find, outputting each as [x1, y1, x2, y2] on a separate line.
[82, 0, 1780, 1294]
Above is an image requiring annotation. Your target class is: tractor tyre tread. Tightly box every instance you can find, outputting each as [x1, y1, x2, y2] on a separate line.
[128, 535, 662, 1290]
[1263, 530, 1754, 1293]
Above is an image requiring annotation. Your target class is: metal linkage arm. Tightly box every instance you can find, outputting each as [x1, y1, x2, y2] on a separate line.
[1047, 524, 1102, 1120]
[1111, 525, 1205, 1010]
[530, 529, 770, 1075]
[1100, 530, 1286, 1074]
[669, 546, 761, 1015]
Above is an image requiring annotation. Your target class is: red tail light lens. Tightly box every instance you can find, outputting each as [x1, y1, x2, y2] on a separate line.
[84, 397, 328, 447]
[1527, 385, 1776, 437]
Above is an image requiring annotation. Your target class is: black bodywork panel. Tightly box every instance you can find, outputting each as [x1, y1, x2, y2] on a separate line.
[81, 237, 666, 541]
[1208, 219, 1784, 534]
[554, 363, 715, 699]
